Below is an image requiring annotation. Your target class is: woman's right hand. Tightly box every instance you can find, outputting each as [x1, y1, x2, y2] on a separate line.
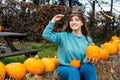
[51, 14, 64, 23]
[87, 57, 98, 64]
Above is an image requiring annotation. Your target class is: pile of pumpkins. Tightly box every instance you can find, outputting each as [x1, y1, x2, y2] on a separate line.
[0, 56, 59, 80]
[0, 35, 120, 80]
[70, 35, 120, 69]
[86, 35, 120, 62]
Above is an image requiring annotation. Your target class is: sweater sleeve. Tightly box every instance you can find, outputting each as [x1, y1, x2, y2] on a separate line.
[42, 21, 61, 44]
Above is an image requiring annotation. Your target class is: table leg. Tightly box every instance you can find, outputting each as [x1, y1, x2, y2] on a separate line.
[4, 36, 17, 51]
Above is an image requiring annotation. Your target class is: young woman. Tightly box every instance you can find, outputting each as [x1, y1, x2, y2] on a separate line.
[42, 8, 97, 80]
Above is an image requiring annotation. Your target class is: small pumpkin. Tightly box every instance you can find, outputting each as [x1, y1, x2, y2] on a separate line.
[24, 55, 45, 75]
[112, 38, 120, 51]
[0, 62, 6, 80]
[86, 45, 101, 61]
[103, 42, 119, 55]
[99, 48, 109, 61]
[111, 35, 119, 42]
[42, 58, 56, 72]
[70, 60, 81, 69]
[0, 25, 2, 32]
[5, 62, 26, 80]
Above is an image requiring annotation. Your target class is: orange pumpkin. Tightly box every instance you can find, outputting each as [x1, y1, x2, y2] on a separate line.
[118, 43, 120, 51]
[112, 38, 120, 51]
[99, 48, 109, 61]
[50, 57, 59, 67]
[86, 45, 101, 61]
[70, 60, 81, 69]
[0, 62, 6, 80]
[103, 42, 119, 55]
[111, 35, 119, 42]
[24, 55, 45, 75]
[42, 58, 56, 72]
[0, 25, 2, 32]
[5, 62, 26, 80]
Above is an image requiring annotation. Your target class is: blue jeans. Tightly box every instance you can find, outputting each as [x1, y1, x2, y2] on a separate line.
[56, 63, 97, 80]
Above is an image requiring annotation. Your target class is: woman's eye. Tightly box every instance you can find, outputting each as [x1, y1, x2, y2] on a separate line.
[75, 18, 80, 21]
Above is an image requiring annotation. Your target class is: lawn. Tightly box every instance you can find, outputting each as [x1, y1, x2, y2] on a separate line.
[0, 42, 58, 65]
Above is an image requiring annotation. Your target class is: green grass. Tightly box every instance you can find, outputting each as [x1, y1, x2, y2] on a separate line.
[0, 42, 58, 65]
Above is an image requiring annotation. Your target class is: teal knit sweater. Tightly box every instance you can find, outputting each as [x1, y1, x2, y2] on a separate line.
[42, 21, 93, 66]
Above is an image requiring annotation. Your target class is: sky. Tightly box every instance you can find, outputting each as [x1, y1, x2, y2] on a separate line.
[2, 0, 120, 16]
[79, 0, 120, 16]
[11, 0, 120, 14]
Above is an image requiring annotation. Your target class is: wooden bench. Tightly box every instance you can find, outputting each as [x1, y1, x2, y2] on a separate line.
[0, 32, 38, 59]
[0, 50, 38, 59]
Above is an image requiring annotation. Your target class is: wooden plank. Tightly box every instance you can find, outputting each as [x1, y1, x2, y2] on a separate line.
[0, 32, 27, 37]
[0, 49, 38, 59]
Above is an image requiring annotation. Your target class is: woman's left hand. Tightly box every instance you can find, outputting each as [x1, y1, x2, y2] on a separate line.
[86, 57, 98, 64]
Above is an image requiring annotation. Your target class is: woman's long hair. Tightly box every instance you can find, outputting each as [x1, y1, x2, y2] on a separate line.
[63, 7, 90, 41]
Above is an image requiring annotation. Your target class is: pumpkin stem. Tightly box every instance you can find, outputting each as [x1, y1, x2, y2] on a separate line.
[34, 55, 39, 59]
[54, 56, 57, 58]
[91, 43, 95, 45]
[100, 44, 103, 48]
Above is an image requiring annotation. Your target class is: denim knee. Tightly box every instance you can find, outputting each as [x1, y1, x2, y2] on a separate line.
[56, 66, 80, 80]
[80, 63, 97, 80]
[80, 63, 96, 73]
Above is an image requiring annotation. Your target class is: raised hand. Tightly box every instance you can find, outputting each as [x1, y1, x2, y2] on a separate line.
[51, 14, 64, 23]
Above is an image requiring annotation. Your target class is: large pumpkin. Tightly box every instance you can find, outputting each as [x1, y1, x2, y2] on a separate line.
[42, 58, 56, 72]
[5, 62, 26, 80]
[0, 62, 6, 80]
[70, 60, 81, 69]
[103, 42, 119, 55]
[99, 48, 109, 61]
[86, 45, 101, 61]
[118, 43, 120, 51]
[50, 56, 59, 67]
[24, 56, 45, 75]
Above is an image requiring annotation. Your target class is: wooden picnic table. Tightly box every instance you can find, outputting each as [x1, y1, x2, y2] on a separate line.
[0, 32, 38, 59]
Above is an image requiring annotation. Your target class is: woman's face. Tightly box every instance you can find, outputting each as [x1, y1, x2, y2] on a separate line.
[69, 16, 83, 31]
